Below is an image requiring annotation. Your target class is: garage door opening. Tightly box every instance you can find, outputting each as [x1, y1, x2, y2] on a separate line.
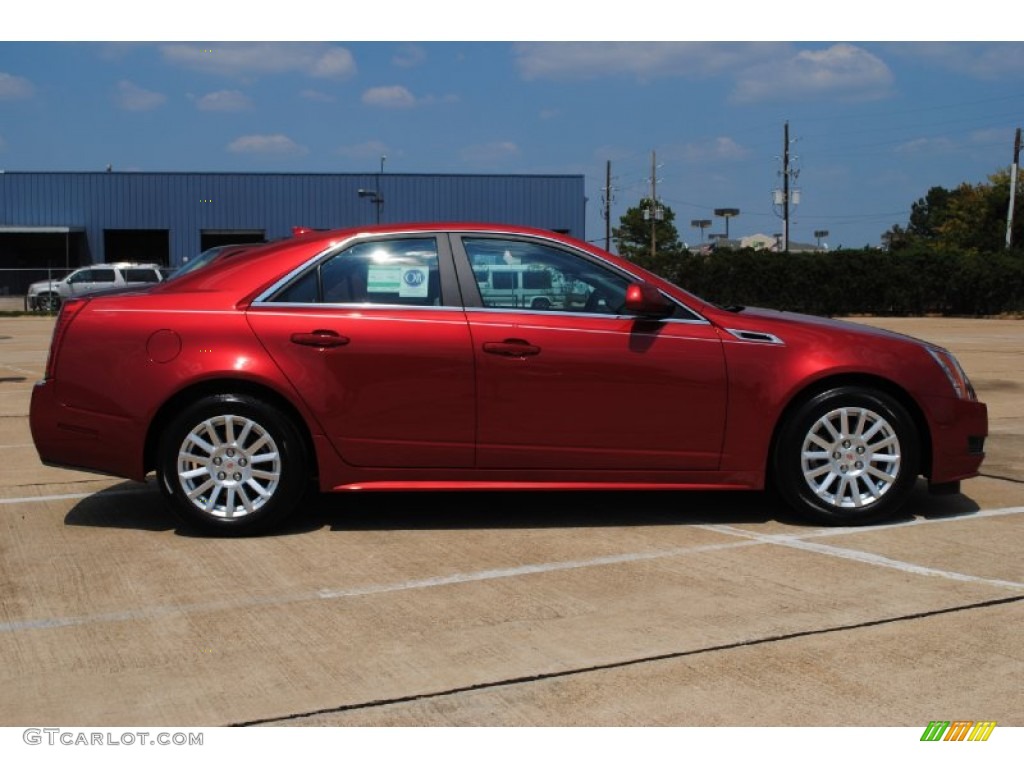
[104, 229, 169, 265]
[200, 230, 266, 251]
[0, 227, 89, 297]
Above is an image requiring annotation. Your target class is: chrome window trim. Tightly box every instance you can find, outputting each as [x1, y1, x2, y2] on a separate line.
[249, 301, 459, 312]
[253, 228, 711, 325]
[461, 305, 712, 325]
[253, 230, 446, 307]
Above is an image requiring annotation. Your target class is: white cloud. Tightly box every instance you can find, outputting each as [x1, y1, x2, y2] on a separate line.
[891, 43, 1024, 79]
[196, 89, 251, 112]
[894, 137, 956, 154]
[227, 134, 307, 155]
[675, 137, 751, 164]
[733, 44, 893, 103]
[0, 72, 34, 99]
[362, 85, 416, 108]
[514, 42, 784, 81]
[299, 89, 335, 103]
[392, 45, 426, 69]
[460, 141, 520, 166]
[115, 80, 166, 111]
[160, 43, 356, 79]
[969, 128, 1009, 146]
[310, 48, 356, 78]
[334, 140, 390, 161]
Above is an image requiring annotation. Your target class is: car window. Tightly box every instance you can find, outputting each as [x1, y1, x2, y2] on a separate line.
[70, 268, 116, 284]
[272, 237, 441, 307]
[123, 268, 160, 282]
[462, 237, 631, 314]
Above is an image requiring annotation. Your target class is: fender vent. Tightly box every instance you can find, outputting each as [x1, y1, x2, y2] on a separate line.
[726, 328, 783, 344]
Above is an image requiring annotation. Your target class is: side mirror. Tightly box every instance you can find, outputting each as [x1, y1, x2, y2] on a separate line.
[624, 282, 674, 318]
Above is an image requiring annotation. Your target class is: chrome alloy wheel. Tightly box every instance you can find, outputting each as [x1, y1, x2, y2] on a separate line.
[176, 414, 281, 518]
[799, 406, 901, 509]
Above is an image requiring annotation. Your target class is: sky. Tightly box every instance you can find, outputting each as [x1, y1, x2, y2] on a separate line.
[2, 6, 1023, 249]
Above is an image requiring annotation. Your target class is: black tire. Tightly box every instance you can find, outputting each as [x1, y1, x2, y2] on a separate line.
[38, 293, 61, 312]
[773, 386, 919, 525]
[531, 297, 552, 311]
[157, 394, 308, 535]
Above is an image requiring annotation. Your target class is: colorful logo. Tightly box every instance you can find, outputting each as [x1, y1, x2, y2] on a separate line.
[920, 721, 996, 741]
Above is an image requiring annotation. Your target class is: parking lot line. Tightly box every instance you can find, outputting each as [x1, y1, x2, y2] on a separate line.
[1, 505, 1021, 636]
[701, 516, 1024, 591]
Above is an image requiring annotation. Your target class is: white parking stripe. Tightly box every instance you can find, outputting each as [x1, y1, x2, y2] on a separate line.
[700, 507, 1024, 591]
[0, 539, 769, 634]
[0, 503, 1021, 634]
[0, 487, 149, 505]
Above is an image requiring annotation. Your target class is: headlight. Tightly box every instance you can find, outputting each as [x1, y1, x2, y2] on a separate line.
[926, 346, 977, 401]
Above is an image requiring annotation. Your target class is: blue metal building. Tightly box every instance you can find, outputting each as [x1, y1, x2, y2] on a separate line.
[0, 171, 586, 294]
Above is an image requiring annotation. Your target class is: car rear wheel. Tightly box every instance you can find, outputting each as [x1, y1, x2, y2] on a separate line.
[773, 386, 919, 525]
[157, 394, 308, 535]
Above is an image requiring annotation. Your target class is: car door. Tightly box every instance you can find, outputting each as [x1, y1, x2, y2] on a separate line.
[454, 234, 728, 471]
[67, 267, 116, 297]
[247, 234, 476, 468]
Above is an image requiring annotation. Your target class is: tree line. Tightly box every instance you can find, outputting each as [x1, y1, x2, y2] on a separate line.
[610, 171, 1024, 317]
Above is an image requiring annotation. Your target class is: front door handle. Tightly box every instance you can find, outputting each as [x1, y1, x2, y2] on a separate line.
[290, 330, 350, 348]
[482, 338, 541, 358]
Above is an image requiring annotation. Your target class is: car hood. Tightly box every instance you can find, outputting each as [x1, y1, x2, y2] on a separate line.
[717, 306, 932, 348]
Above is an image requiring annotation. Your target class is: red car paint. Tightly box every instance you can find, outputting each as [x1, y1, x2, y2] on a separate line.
[30, 223, 987, 533]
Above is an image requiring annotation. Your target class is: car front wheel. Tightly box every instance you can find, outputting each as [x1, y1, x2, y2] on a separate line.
[773, 387, 920, 525]
[157, 394, 308, 535]
[37, 293, 61, 312]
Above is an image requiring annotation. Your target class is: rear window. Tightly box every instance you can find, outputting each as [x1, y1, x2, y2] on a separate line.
[123, 268, 161, 283]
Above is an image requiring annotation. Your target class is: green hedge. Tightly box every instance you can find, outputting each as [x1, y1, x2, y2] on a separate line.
[643, 247, 1024, 317]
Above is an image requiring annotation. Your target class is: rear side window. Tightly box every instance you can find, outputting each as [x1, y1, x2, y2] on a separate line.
[272, 237, 442, 307]
[123, 268, 160, 282]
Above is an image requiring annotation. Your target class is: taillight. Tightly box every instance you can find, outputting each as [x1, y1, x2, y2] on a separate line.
[44, 298, 88, 381]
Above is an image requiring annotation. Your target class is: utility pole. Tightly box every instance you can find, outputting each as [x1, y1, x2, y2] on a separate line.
[602, 160, 613, 252]
[1007, 128, 1020, 249]
[650, 150, 657, 259]
[773, 121, 800, 251]
[783, 121, 790, 251]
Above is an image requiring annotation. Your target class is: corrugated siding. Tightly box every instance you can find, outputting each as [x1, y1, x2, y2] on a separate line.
[0, 172, 585, 266]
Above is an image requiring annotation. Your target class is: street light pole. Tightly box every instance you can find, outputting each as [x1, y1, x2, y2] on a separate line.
[714, 208, 740, 240]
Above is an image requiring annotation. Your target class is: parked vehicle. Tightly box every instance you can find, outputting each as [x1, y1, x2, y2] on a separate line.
[25, 263, 163, 311]
[30, 224, 987, 535]
[167, 244, 256, 280]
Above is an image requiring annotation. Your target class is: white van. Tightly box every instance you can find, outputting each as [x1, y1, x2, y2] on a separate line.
[473, 264, 561, 310]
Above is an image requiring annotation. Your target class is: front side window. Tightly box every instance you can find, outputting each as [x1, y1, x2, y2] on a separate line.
[69, 268, 116, 284]
[272, 237, 441, 307]
[462, 237, 631, 314]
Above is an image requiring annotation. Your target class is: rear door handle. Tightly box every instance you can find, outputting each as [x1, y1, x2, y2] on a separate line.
[482, 338, 541, 358]
[290, 330, 350, 348]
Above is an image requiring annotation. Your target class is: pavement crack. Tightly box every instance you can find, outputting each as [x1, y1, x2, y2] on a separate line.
[232, 594, 1024, 727]
[979, 472, 1024, 485]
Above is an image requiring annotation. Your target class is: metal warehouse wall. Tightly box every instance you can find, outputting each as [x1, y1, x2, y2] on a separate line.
[0, 172, 586, 266]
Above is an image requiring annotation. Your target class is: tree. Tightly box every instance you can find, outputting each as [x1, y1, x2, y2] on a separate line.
[884, 168, 1024, 252]
[907, 186, 953, 239]
[613, 199, 682, 268]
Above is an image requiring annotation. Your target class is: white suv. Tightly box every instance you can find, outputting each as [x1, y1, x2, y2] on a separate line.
[26, 263, 164, 311]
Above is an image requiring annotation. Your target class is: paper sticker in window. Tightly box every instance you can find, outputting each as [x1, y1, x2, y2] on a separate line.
[367, 266, 402, 293]
[399, 267, 429, 298]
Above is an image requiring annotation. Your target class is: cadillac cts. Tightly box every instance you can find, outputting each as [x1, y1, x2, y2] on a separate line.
[30, 224, 988, 535]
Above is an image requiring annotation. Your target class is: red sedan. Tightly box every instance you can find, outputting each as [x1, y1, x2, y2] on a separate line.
[30, 224, 988, 535]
